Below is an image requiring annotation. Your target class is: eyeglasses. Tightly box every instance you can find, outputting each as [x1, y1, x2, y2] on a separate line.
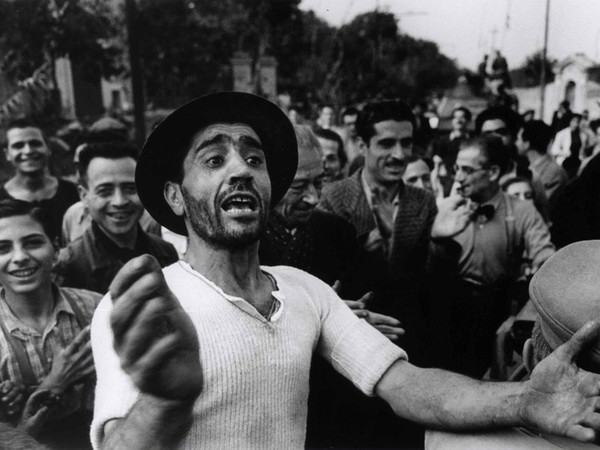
[453, 164, 488, 176]
[482, 127, 510, 137]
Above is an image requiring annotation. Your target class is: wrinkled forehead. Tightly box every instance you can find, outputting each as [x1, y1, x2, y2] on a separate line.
[188, 122, 262, 152]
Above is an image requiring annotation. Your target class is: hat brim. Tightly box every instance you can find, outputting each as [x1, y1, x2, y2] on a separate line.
[136, 92, 298, 236]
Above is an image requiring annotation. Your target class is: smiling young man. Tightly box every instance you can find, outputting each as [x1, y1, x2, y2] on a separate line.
[0, 199, 101, 448]
[90, 93, 600, 450]
[1, 119, 79, 244]
[53, 142, 177, 294]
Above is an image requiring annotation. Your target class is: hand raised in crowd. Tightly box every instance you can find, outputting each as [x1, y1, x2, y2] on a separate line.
[431, 195, 473, 239]
[0, 380, 24, 420]
[520, 321, 600, 442]
[109, 254, 202, 401]
[18, 389, 55, 438]
[38, 326, 94, 395]
[332, 281, 405, 342]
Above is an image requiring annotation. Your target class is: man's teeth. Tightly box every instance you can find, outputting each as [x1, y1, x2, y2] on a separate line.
[109, 213, 130, 220]
[11, 268, 36, 278]
[224, 195, 255, 211]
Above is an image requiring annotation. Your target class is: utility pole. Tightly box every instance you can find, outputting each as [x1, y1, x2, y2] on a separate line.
[540, 0, 550, 121]
[125, 0, 146, 148]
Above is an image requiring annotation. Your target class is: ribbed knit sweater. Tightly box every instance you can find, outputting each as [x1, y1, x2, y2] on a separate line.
[91, 262, 405, 449]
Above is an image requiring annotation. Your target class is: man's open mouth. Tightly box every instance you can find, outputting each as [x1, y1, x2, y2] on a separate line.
[221, 194, 258, 214]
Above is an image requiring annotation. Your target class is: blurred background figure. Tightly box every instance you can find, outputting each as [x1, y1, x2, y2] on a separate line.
[314, 128, 347, 183]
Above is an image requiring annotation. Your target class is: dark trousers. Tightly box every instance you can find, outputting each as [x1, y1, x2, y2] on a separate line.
[448, 280, 509, 378]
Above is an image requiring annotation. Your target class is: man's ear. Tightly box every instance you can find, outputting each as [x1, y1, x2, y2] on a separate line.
[357, 137, 368, 156]
[522, 338, 536, 375]
[77, 184, 88, 203]
[488, 165, 501, 182]
[164, 182, 185, 217]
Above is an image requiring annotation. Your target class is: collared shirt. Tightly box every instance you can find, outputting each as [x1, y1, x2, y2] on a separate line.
[54, 220, 178, 294]
[453, 190, 554, 287]
[0, 286, 101, 415]
[360, 170, 402, 259]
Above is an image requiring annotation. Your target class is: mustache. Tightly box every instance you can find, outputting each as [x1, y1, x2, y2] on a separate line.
[217, 180, 265, 206]
[386, 158, 407, 167]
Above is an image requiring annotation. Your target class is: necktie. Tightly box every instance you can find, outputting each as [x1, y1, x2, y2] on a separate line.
[474, 204, 495, 221]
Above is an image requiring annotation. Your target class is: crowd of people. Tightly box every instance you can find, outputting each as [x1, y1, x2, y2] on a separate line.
[0, 87, 600, 450]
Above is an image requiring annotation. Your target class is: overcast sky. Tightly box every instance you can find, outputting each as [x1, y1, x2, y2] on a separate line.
[299, 0, 600, 70]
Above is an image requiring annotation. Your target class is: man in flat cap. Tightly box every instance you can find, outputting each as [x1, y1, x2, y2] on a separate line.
[91, 92, 600, 449]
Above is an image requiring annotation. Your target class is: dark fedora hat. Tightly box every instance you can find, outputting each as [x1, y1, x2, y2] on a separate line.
[136, 92, 298, 235]
[529, 240, 600, 367]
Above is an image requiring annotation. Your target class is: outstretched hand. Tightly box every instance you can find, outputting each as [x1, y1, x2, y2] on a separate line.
[520, 321, 600, 442]
[431, 195, 473, 239]
[109, 254, 202, 402]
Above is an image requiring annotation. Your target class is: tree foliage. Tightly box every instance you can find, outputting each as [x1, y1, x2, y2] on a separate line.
[0, 0, 122, 82]
[0, 0, 460, 111]
[512, 50, 556, 87]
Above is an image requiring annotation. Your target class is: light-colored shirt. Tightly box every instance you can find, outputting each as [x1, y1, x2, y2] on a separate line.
[91, 262, 405, 450]
[453, 191, 554, 287]
[361, 170, 400, 259]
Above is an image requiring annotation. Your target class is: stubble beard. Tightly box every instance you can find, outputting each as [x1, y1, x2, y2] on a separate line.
[181, 185, 269, 250]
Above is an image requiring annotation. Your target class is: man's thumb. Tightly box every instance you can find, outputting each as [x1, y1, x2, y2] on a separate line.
[555, 321, 600, 363]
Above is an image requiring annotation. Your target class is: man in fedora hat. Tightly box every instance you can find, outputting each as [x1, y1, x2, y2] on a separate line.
[91, 92, 600, 449]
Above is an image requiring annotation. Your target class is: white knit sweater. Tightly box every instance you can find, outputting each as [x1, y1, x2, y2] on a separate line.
[91, 262, 405, 449]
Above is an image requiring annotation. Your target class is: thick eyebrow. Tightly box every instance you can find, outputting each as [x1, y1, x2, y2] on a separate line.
[195, 134, 263, 153]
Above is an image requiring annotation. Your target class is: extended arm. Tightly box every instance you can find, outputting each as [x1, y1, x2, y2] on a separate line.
[98, 255, 202, 449]
[377, 321, 600, 442]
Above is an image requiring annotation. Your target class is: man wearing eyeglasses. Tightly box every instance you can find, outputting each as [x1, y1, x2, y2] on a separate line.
[440, 135, 555, 379]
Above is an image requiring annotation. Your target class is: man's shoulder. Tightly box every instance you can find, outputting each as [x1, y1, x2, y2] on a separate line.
[264, 265, 329, 290]
[504, 194, 543, 223]
[56, 234, 88, 266]
[321, 172, 362, 200]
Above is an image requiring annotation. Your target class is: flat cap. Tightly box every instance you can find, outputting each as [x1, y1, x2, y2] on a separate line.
[529, 240, 600, 366]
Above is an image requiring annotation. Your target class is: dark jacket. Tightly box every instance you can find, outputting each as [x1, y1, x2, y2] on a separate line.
[318, 169, 437, 363]
[259, 209, 360, 292]
[54, 221, 178, 294]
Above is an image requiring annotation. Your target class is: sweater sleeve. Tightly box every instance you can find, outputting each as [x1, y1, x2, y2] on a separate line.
[90, 294, 141, 449]
[308, 275, 406, 396]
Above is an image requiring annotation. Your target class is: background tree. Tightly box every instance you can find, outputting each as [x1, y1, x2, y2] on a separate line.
[511, 50, 556, 87]
[0, 0, 122, 82]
